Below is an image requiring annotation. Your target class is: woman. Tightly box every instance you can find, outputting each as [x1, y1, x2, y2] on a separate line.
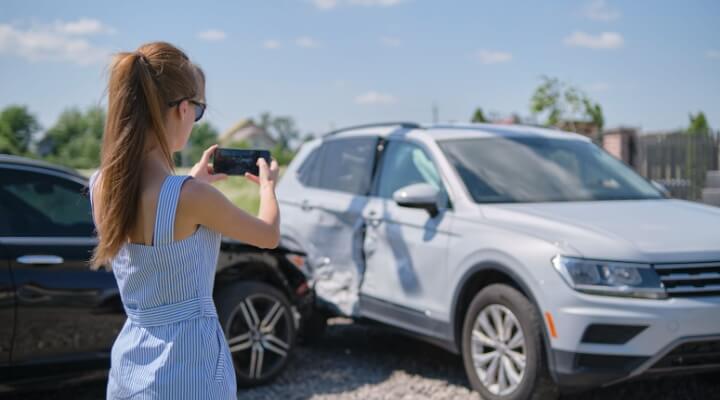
[88, 42, 280, 399]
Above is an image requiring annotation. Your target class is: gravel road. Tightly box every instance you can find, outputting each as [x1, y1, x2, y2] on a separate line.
[5, 318, 718, 400]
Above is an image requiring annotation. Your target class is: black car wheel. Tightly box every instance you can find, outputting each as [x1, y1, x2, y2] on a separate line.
[216, 281, 296, 387]
[461, 284, 558, 400]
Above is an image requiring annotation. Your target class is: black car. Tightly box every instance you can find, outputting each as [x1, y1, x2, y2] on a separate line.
[0, 155, 315, 393]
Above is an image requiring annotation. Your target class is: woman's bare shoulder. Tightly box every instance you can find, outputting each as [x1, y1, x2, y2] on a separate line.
[177, 177, 229, 218]
[181, 177, 223, 201]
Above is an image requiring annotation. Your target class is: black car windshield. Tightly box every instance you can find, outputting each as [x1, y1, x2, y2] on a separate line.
[439, 136, 663, 203]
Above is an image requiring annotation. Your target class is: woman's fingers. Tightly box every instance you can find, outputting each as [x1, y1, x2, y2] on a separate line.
[253, 157, 277, 188]
[257, 157, 269, 179]
[202, 144, 219, 165]
[244, 172, 260, 185]
[269, 159, 279, 178]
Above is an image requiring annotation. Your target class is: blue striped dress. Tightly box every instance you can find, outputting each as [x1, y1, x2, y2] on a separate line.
[89, 171, 237, 399]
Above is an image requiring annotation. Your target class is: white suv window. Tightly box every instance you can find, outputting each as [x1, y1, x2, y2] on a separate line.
[297, 147, 321, 187]
[375, 140, 447, 203]
[316, 137, 378, 195]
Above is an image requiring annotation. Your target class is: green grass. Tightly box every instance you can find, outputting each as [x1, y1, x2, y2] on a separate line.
[78, 167, 286, 215]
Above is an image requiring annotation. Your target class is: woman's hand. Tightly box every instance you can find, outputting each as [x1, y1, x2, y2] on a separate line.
[244, 157, 279, 190]
[189, 144, 228, 184]
[185, 153, 281, 249]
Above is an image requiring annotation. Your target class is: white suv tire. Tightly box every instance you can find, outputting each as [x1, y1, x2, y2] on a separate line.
[461, 284, 559, 400]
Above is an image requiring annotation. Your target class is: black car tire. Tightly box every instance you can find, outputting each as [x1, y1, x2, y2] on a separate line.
[461, 284, 559, 400]
[215, 281, 296, 387]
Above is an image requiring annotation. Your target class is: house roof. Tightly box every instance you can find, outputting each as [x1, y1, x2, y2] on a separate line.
[219, 119, 276, 146]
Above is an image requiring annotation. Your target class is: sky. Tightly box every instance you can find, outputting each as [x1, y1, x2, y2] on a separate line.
[1, 0, 719, 138]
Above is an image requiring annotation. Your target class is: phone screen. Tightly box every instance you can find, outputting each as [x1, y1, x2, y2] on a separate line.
[212, 148, 271, 176]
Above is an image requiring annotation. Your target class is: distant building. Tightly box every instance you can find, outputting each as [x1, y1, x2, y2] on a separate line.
[602, 127, 638, 166]
[219, 119, 276, 149]
[491, 114, 522, 125]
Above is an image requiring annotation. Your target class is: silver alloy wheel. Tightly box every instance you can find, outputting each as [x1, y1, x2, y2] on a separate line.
[225, 294, 291, 380]
[471, 304, 527, 396]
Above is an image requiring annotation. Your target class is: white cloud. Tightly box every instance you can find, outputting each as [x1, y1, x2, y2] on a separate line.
[263, 39, 281, 49]
[476, 50, 512, 64]
[296, 36, 320, 48]
[311, 0, 404, 9]
[583, 0, 620, 21]
[587, 82, 610, 92]
[380, 36, 402, 47]
[355, 91, 397, 105]
[349, 0, 404, 6]
[198, 29, 226, 41]
[55, 18, 115, 35]
[312, 0, 338, 9]
[564, 31, 623, 49]
[0, 21, 111, 65]
[706, 50, 720, 60]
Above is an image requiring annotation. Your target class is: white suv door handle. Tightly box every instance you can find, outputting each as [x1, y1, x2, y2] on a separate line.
[301, 199, 313, 211]
[365, 210, 382, 227]
[16, 255, 64, 265]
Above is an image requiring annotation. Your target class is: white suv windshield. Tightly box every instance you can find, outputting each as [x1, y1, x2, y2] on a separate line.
[439, 137, 663, 203]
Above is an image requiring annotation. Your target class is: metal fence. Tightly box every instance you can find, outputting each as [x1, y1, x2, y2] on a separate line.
[634, 132, 720, 200]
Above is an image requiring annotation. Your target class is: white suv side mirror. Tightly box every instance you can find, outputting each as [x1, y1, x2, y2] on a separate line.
[393, 183, 440, 217]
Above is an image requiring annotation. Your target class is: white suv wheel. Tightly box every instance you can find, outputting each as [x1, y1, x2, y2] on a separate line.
[471, 304, 527, 395]
[462, 284, 558, 400]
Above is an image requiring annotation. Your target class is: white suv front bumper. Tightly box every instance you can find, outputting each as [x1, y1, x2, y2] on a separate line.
[547, 290, 720, 389]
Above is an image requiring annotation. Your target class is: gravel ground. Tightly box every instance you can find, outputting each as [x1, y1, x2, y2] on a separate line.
[4, 318, 719, 400]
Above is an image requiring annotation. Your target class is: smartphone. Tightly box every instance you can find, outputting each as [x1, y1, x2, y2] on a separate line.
[212, 148, 271, 176]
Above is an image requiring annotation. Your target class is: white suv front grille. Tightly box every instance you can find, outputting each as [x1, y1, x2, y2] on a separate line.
[654, 262, 720, 297]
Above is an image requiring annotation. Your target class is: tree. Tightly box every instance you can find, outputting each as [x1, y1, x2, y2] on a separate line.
[183, 122, 219, 165]
[0, 105, 41, 155]
[38, 106, 104, 168]
[583, 98, 604, 132]
[0, 122, 21, 155]
[254, 112, 300, 151]
[270, 143, 296, 166]
[688, 111, 710, 138]
[530, 76, 604, 133]
[686, 111, 712, 199]
[257, 112, 272, 132]
[271, 116, 299, 150]
[301, 132, 316, 143]
[471, 107, 488, 123]
[530, 76, 563, 127]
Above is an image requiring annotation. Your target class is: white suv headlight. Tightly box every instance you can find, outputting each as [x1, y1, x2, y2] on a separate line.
[552, 255, 667, 299]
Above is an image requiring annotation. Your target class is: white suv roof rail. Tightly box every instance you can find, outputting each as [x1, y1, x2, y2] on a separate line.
[324, 121, 422, 137]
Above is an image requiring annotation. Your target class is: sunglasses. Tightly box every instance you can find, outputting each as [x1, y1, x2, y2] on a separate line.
[168, 97, 206, 122]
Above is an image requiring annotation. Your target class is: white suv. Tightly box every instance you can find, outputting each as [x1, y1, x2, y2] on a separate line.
[276, 122, 720, 399]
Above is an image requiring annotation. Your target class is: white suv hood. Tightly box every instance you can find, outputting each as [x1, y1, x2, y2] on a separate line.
[479, 199, 720, 263]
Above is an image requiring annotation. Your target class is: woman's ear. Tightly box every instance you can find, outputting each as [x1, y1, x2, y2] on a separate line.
[178, 99, 191, 122]
[169, 101, 183, 122]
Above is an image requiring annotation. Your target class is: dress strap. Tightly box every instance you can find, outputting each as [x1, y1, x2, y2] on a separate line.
[153, 175, 192, 246]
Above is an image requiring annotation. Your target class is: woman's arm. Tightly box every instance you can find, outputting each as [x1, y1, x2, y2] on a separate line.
[184, 145, 280, 249]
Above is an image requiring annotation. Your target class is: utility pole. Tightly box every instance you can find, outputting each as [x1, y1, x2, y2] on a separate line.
[432, 102, 439, 124]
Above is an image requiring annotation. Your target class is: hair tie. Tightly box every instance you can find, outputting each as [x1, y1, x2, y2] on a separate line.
[134, 52, 159, 77]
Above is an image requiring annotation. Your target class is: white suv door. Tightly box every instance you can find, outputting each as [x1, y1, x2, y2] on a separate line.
[299, 136, 379, 316]
[360, 139, 453, 324]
